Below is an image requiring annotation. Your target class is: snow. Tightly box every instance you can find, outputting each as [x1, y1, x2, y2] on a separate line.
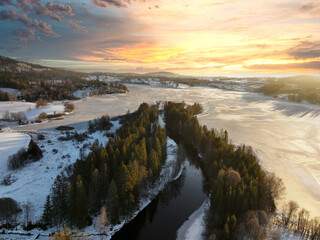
[85, 75, 97, 81]
[3, 84, 320, 238]
[177, 83, 190, 89]
[73, 89, 90, 98]
[176, 198, 210, 240]
[0, 129, 30, 177]
[100, 76, 122, 83]
[266, 217, 306, 240]
[0, 121, 122, 223]
[0, 102, 34, 117]
[0, 101, 65, 121]
[0, 88, 21, 96]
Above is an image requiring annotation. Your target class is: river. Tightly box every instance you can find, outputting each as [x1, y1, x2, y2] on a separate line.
[15, 84, 320, 217]
[112, 157, 207, 240]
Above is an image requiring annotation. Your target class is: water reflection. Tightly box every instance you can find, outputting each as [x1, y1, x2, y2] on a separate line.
[111, 171, 186, 240]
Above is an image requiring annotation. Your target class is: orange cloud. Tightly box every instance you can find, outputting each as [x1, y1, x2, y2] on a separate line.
[76, 42, 185, 64]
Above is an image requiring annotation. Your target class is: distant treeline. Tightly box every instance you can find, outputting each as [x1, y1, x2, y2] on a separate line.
[164, 101, 285, 240]
[42, 103, 167, 228]
[0, 55, 85, 80]
[0, 71, 128, 102]
[257, 76, 320, 105]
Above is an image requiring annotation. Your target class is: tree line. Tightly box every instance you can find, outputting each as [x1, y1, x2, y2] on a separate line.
[257, 77, 320, 105]
[164, 101, 285, 240]
[0, 71, 128, 102]
[42, 103, 167, 229]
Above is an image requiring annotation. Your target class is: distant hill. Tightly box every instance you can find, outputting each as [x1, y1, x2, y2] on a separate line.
[144, 71, 180, 77]
[280, 75, 320, 83]
[0, 55, 85, 80]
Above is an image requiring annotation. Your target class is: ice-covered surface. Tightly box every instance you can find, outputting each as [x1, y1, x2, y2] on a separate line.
[0, 130, 30, 177]
[176, 198, 210, 240]
[0, 101, 65, 121]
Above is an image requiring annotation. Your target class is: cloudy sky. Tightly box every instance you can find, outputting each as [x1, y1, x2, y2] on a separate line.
[0, 0, 319, 75]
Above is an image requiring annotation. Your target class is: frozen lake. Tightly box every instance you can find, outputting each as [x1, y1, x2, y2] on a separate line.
[15, 84, 320, 216]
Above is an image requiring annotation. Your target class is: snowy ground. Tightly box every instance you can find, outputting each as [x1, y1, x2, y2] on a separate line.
[265, 216, 306, 240]
[0, 120, 121, 226]
[0, 129, 109, 221]
[73, 89, 90, 98]
[176, 198, 210, 240]
[0, 120, 183, 240]
[0, 101, 65, 122]
[0, 130, 30, 178]
[0, 88, 21, 96]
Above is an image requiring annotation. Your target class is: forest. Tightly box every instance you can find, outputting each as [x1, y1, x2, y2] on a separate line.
[164, 101, 285, 240]
[257, 75, 320, 105]
[42, 103, 167, 229]
[0, 71, 128, 102]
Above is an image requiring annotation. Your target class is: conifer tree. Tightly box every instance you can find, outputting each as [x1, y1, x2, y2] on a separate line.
[107, 180, 119, 225]
[75, 175, 88, 228]
[42, 195, 53, 226]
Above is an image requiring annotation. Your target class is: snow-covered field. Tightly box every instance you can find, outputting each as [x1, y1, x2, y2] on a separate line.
[0, 130, 30, 177]
[0, 128, 110, 222]
[0, 101, 65, 121]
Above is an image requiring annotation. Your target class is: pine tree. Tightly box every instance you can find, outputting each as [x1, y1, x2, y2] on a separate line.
[42, 195, 52, 226]
[149, 149, 159, 177]
[28, 139, 43, 161]
[51, 174, 68, 226]
[75, 175, 88, 228]
[153, 136, 162, 163]
[89, 169, 101, 213]
[107, 180, 119, 225]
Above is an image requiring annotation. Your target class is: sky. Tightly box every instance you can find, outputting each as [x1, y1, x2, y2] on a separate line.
[0, 0, 320, 75]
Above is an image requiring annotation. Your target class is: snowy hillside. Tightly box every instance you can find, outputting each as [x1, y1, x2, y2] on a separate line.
[0, 126, 117, 222]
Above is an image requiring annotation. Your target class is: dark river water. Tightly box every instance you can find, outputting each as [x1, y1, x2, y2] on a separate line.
[111, 148, 207, 240]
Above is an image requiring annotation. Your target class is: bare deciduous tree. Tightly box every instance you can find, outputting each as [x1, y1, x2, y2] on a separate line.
[281, 201, 299, 227]
[22, 201, 34, 225]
